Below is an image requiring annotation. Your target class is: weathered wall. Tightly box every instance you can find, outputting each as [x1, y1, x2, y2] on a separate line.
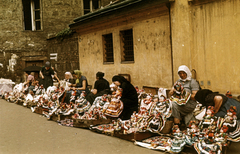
[0, 0, 82, 81]
[77, 8, 172, 88]
[171, 0, 240, 94]
[190, 0, 240, 94]
[47, 34, 80, 80]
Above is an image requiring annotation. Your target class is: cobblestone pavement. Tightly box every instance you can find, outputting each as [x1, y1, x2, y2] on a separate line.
[0, 99, 239, 154]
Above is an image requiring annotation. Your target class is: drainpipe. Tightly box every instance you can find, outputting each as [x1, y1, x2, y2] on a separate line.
[166, 3, 174, 86]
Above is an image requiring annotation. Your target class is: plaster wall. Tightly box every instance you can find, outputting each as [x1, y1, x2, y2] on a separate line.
[78, 15, 172, 88]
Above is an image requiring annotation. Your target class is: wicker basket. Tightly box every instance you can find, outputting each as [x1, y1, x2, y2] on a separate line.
[160, 120, 173, 134]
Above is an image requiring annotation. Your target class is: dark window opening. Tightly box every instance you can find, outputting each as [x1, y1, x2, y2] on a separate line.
[120, 29, 134, 62]
[103, 34, 114, 63]
[83, 0, 100, 15]
[83, 0, 91, 14]
[34, 0, 40, 9]
[92, 0, 99, 11]
[22, 0, 41, 31]
[22, 0, 32, 30]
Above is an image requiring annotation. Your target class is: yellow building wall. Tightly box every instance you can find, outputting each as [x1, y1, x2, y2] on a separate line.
[78, 15, 173, 89]
[171, 0, 240, 94]
[190, 0, 240, 94]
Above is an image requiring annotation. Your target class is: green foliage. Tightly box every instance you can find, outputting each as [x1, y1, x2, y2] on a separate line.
[56, 28, 73, 40]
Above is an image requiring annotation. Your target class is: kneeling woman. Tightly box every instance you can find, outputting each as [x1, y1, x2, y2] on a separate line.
[112, 75, 138, 120]
[195, 89, 240, 121]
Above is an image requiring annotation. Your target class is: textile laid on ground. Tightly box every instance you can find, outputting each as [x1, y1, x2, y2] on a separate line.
[0, 78, 15, 95]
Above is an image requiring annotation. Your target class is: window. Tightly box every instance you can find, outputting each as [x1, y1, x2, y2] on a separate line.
[120, 29, 134, 62]
[22, 0, 42, 31]
[102, 33, 114, 63]
[83, 0, 101, 15]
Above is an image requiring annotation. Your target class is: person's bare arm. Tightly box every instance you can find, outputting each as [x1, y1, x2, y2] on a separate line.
[76, 80, 86, 90]
[92, 89, 97, 95]
[24, 80, 30, 85]
[191, 90, 198, 100]
[214, 96, 223, 113]
[54, 74, 60, 82]
[169, 87, 175, 96]
[39, 71, 44, 79]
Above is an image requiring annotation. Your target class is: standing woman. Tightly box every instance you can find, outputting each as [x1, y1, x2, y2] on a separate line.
[169, 65, 200, 126]
[70, 70, 90, 97]
[39, 61, 60, 89]
[112, 75, 138, 120]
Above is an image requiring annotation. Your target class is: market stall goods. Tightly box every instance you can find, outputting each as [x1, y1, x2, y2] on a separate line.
[169, 82, 191, 106]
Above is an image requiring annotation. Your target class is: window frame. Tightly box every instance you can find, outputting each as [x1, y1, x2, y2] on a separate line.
[119, 29, 135, 63]
[22, 0, 43, 31]
[82, 0, 101, 15]
[102, 33, 114, 64]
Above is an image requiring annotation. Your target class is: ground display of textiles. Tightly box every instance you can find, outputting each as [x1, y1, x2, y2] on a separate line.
[1, 82, 240, 154]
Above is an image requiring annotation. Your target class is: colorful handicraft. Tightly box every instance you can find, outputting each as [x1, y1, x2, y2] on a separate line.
[104, 87, 123, 117]
[2, 82, 240, 154]
[74, 94, 110, 120]
[185, 120, 200, 146]
[198, 106, 216, 131]
[92, 92, 169, 135]
[170, 125, 186, 153]
[150, 96, 172, 118]
[169, 82, 191, 105]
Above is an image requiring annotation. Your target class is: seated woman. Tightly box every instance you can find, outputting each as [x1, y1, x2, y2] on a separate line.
[169, 65, 200, 126]
[195, 89, 240, 121]
[70, 70, 90, 98]
[86, 72, 110, 104]
[112, 75, 138, 120]
[60, 72, 75, 103]
[64, 72, 75, 84]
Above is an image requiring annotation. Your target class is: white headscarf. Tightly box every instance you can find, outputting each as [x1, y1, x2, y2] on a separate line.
[65, 72, 73, 79]
[178, 65, 192, 81]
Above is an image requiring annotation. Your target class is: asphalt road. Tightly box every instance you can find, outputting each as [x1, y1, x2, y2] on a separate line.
[0, 99, 239, 154]
[0, 99, 162, 154]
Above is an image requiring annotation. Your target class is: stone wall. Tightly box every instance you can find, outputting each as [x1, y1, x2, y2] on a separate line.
[0, 0, 82, 81]
[47, 33, 80, 80]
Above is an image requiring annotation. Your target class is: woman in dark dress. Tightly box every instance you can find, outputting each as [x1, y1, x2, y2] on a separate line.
[112, 75, 138, 120]
[39, 61, 60, 89]
[195, 89, 240, 121]
[86, 72, 110, 104]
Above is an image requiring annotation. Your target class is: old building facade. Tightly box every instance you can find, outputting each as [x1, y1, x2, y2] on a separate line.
[0, 0, 112, 81]
[70, 0, 240, 95]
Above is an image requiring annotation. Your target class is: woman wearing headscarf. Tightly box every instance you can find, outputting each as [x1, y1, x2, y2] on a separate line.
[169, 65, 200, 126]
[112, 75, 138, 120]
[195, 89, 240, 120]
[86, 72, 110, 104]
[70, 70, 90, 97]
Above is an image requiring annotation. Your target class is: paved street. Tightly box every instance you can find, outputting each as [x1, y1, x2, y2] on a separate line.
[0, 99, 239, 154]
[0, 99, 161, 154]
